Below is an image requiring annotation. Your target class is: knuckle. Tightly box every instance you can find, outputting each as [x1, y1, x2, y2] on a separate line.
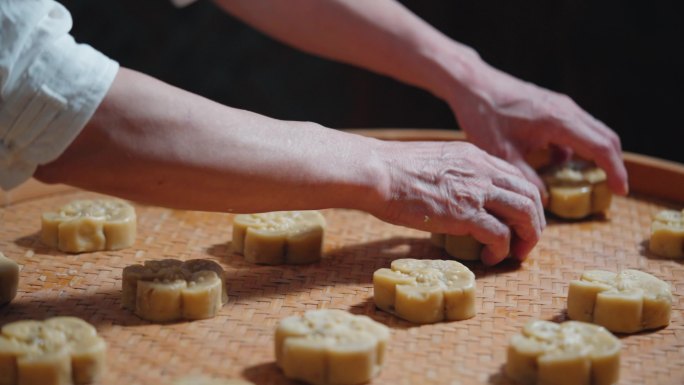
[588, 137, 613, 155]
[490, 223, 511, 244]
[559, 94, 572, 104]
[471, 212, 509, 243]
[495, 159, 523, 178]
[608, 130, 620, 143]
[556, 93, 577, 108]
[521, 179, 540, 200]
[512, 176, 540, 202]
[457, 189, 486, 211]
[508, 164, 526, 179]
[608, 131, 622, 149]
[519, 197, 538, 218]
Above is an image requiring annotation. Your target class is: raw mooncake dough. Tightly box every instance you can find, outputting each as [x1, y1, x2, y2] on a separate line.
[0, 317, 107, 385]
[649, 209, 684, 258]
[542, 161, 612, 219]
[275, 309, 390, 385]
[0, 252, 19, 306]
[506, 320, 620, 385]
[567, 269, 672, 333]
[232, 211, 325, 265]
[122, 259, 228, 322]
[41, 199, 136, 253]
[430, 233, 483, 261]
[373, 258, 476, 323]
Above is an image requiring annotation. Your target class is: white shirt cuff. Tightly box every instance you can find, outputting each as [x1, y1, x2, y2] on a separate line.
[0, 1, 119, 190]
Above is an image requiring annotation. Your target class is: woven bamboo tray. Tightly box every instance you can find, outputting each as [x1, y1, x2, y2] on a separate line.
[1, 130, 683, 385]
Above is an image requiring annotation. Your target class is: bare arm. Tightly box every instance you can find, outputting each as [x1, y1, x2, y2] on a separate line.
[36, 68, 543, 265]
[35, 68, 383, 213]
[212, 0, 469, 104]
[214, 0, 629, 198]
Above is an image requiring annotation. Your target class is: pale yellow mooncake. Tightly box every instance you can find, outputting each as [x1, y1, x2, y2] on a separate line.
[122, 259, 228, 322]
[275, 309, 390, 385]
[232, 211, 325, 265]
[430, 233, 483, 261]
[373, 258, 476, 324]
[649, 209, 684, 258]
[41, 199, 136, 253]
[0, 317, 107, 385]
[542, 161, 612, 219]
[506, 320, 620, 385]
[567, 269, 672, 333]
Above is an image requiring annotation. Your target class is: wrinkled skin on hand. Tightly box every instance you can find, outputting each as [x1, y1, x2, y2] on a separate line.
[374, 140, 545, 265]
[448, 65, 629, 201]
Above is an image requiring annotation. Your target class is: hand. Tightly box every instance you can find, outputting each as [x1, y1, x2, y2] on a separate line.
[446, 64, 629, 201]
[371, 140, 545, 265]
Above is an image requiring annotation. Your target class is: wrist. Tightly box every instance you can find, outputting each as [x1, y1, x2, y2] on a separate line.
[332, 134, 391, 214]
[414, 37, 488, 104]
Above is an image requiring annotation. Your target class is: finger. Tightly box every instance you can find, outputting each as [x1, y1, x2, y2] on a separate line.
[487, 155, 526, 179]
[484, 187, 542, 248]
[493, 156, 547, 225]
[549, 122, 628, 196]
[517, 162, 548, 210]
[510, 160, 548, 218]
[510, 234, 535, 262]
[578, 114, 629, 194]
[466, 212, 511, 266]
[580, 113, 622, 153]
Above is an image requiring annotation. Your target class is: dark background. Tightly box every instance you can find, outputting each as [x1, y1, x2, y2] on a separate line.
[61, 0, 682, 163]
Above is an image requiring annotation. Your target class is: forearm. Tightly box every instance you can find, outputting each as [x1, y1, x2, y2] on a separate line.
[35, 68, 385, 213]
[34, 69, 544, 265]
[213, 0, 480, 101]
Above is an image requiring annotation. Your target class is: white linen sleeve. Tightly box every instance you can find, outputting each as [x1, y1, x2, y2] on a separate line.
[0, 0, 119, 190]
